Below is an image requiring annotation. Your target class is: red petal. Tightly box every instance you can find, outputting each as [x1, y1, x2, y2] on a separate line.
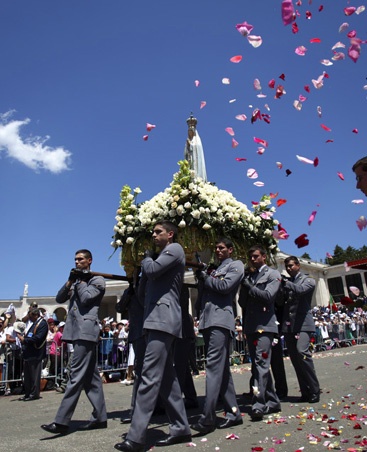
[292, 22, 299, 34]
[268, 79, 275, 88]
[235, 157, 247, 161]
[304, 85, 310, 93]
[352, 128, 359, 134]
[310, 37, 321, 43]
[276, 199, 287, 207]
[313, 157, 319, 167]
[143, 135, 149, 141]
[230, 55, 243, 63]
[337, 172, 344, 180]
[279, 73, 286, 80]
[321, 124, 331, 131]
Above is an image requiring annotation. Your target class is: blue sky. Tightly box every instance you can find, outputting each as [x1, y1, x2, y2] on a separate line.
[0, 0, 366, 299]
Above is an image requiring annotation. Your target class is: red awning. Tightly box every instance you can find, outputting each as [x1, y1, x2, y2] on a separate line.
[347, 258, 367, 270]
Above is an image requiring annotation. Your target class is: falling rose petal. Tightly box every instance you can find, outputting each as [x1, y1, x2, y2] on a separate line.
[275, 85, 286, 99]
[356, 216, 367, 231]
[296, 155, 314, 165]
[282, 0, 296, 25]
[339, 22, 349, 33]
[285, 169, 292, 176]
[225, 127, 235, 136]
[321, 124, 331, 132]
[306, 10, 312, 20]
[293, 100, 302, 110]
[276, 199, 287, 207]
[226, 433, 239, 440]
[317, 106, 322, 117]
[326, 252, 333, 259]
[268, 79, 275, 89]
[314, 157, 319, 167]
[348, 40, 361, 63]
[253, 137, 268, 147]
[326, 139, 334, 143]
[332, 52, 345, 61]
[230, 55, 243, 63]
[276, 162, 283, 169]
[187, 442, 197, 447]
[350, 286, 360, 296]
[200, 101, 206, 109]
[254, 181, 265, 187]
[352, 128, 358, 133]
[146, 123, 156, 132]
[270, 193, 278, 198]
[347, 30, 357, 38]
[344, 7, 356, 16]
[356, 5, 365, 14]
[310, 37, 321, 43]
[273, 227, 289, 240]
[254, 78, 262, 90]
[235, 114, 247, 121]
[279, 73, 286, 80]
[231, 138, 239, 148]
[337, 172, 344, 180]
[304, 85, 310, 93]
[194, 80, 200, 87]
[222, 78, 230, 84]
[256, 146, 265, 155]
[344, 261, 351, 272]
[308, 210, 317, 225]
[292, 22, 299, 34]
[247, 168, 258, 179]
[264, 104, 270, 111]
[295, 233, 309, 248]
[321, 59, 333, 66]
[143, 135, 148, 141]
[235, 157, 247, 162]
[352, 199, 364, 204]
[332, 41, 346, 50]
[319, 5, 324, 12]
[247, 35, 263, 48]
[299, 95, 307, 102]
[235, 21, 254, 37]
[295, 45, 307, 56]
[229, 99, 236, 103]
[312, 74, 324, 89]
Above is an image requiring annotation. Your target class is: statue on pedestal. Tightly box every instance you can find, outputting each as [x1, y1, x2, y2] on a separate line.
[185, 114, 207, 182]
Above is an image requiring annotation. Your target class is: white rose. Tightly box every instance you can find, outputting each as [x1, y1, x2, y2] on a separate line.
[202, 223, 211, 230]
[178, 219, 186, 228]
[191, 210, 201, 219]
[176, 205, 185, 216]
[168, 209, 176, 217]
[115, 239, 122, 246]
[184, 202, 191, 209]
[126, 237, 134, 244]
[134, 187, 142, 194]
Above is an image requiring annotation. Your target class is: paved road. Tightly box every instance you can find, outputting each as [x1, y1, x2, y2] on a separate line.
[2, 345, 367, 452]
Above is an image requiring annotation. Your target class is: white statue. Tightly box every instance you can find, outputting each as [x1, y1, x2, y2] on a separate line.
[23, 283, 28, 297]
[185, 115, 207, 182]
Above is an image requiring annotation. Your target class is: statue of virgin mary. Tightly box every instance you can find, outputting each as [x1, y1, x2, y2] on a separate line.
[184, 114, 207, 182]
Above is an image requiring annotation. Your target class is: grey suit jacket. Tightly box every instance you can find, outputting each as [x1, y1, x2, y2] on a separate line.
[198, 258, 244, 334]
[56, 276, 105, 343]
[140, 242, 185, 338]
[281, 272, 316, 333]
[240, 266, 281, 335]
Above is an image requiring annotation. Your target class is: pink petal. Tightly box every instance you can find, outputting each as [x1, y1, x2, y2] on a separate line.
[356, 216, 367, 231]
[339, 22, 349, 33]
[254, 181, 265, 187]
[222, 78, 230, 85]
[321, 124, 331, 132]
[352, 199, 364, 204]
[326, 252, 333, 259]
[200, 101, 207, 109]
[295, 45, 307, 56]
[235, 114, 247, 121]
[320, 59, 333, 66]
[143, 135, 148, 141]
[347, 30, 357, 38]
[344, 261, 351, 272]
[337, 172, 345, 180]
[348, 39, 361, 63]
[247, 35, 262, 48]
[225, 127, 235, 136]
[332, 52, 345, 61]
[253, 136, 268, 147]
[268, 79, 275, 89]
[356, 6, 366, 14]
[235, 21, 254, 37]
[308, 210, 317, 225]
[296, 155, 314, 165]
[257, 146, 265, 155]
[276, 162, 283, 169]
[299, 94, 307, 102]
[235, 157, 247, 162]
[247, 168, 258, 179]
[146, 123, 156, 132]
[194, 80, 200, 87]
[282, 0, 295, 25]
[310, 37, 321, 43]
[273, 230, 289, 240]
[332, 41, 346, 50]
[254, 78, 262, 90]
[344, 7, 356, 16]
[231, 138, 239, 148]
[230, 55, 243, 63]
[352, 128, 358, 133]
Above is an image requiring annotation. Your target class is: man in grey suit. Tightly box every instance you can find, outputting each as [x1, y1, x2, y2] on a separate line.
[281, 256, 320, 403]
[115, 221, 191, 452]
[191, 238, 244, 435]
[41, 249, 107, 435]
[240, 244, 281, 421]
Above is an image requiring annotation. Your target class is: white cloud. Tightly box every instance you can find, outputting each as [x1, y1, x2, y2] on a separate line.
[0, 111, 72, 173]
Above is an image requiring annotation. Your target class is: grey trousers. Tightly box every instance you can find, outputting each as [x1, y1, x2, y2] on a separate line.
[129, 336, 146, 416]
[199, 327, 241, 426]
[285, 332, 320, 396]
[247, 332, 280, 413]
[54, 340, 107, 425]
[23, 358, 42, 398]
[127, 329, 190, 445]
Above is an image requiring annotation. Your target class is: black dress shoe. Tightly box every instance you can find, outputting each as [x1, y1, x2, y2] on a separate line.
[309, 393, 320, 403]
[251, 410, 263, 421]
[264, 406, 281, 415]
[114, 439, 145, 452]
[217, 417, 243, 429]
[18, 395, 29, 401]
[120, 417, 132, 424]
[41, 422, 69, 434]
[296, 395, 309, 403]
[190, 422, 215, 435]
[184, 399, 199, 410]
[79, 420, 107, 430]
[23, 395, 41, 401]
[155, 434, 192, 446]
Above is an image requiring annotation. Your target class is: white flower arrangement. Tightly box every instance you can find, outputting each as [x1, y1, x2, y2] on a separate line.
[111, 160, 280, 275]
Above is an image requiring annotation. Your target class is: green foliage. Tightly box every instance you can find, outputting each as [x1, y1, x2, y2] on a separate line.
[328, 244, 367, 265]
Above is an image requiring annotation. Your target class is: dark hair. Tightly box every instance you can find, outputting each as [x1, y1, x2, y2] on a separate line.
[154, 220, 178, 241]
[284, 256, 300, 266]
[352, 156, 367, 173]
[215, 237, 233, 249]
[75, 249, 93, 260]
[29, 307, 40, 317]
[248, 244, 267, 256]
